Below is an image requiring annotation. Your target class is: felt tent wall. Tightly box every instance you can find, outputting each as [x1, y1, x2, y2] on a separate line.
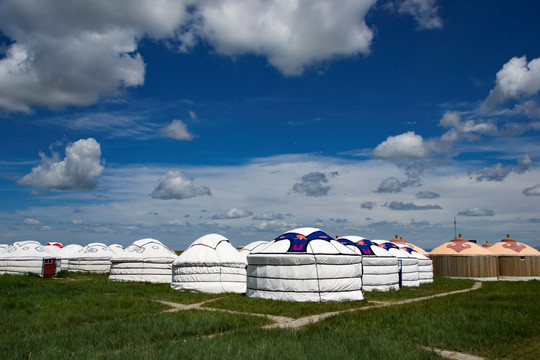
[171, 234, 247, 293]
[59, 244, 83, 270]
[68, 243, 117, 273]
[109, 238, 178, 283]
[247, 227, 363, 302]
[372, 240, 420, 287]
[0, 241, 58, 276]
[337, 236, 399, 292]
[399, 246, 433, 284]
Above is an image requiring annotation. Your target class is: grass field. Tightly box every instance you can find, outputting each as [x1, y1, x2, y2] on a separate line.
[1, 273, 538, 359]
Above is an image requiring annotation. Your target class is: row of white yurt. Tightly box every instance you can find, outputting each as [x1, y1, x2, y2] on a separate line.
[0, 241, 60, 276]
[372, 240, 421, 287]
[109, 238, 178, 283]
[68, 243, 118, 273]
[246, 228, 364, 302]
[336, 236, 400, 291]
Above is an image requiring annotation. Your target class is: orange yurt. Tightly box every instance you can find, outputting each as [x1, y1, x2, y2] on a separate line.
[429, 234, 498, 280]
[487, 234, 540, 280]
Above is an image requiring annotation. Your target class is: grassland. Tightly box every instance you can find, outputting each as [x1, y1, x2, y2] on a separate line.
[1, 273, 538, 359]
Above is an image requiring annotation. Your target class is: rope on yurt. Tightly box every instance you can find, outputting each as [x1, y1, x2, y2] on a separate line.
[312, 246, 322, 302]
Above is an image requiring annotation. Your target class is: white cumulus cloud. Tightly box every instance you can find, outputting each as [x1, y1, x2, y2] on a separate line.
[481, 56, 540, 112]
[373, 131, 431, 160]
[18, 138, 104, 190]
[212, 208, 253, 220]
[150, 170, 211, 200]
[397, 0, 443, 30]
[159, 120, 195, 140]
[522, 184, 540, 196]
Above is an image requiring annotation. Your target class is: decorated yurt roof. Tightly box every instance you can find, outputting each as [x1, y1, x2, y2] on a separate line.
[1, 242, 53, 258]
[75, 242, 117, 258]
[113, 238, 177, 261]
[45, 242, 64, 248]
[390, 235, 429, 255]
[372, 240, 416, 258]
[13, 240, 41, 247]
[252, 227, 357, 255]
[486, 234, 540, 255]
[430, 235, 494, 255]
[336, 236, 393, 257]
[399, 246, 430, 260]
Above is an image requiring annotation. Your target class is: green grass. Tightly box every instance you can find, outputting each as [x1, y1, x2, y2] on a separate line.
[1, 273, 538, 359]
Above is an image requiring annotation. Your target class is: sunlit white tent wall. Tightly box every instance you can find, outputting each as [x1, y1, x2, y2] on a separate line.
[68, 243, 117, 273]
[247, 228, 363, 302]
[171, 234, 247, 293]
[59, 244, 83, 270]
[109, 238, 178, 283]
[0, 241, 58, 276]
[239, 241, 269, 260]
[399, 246, 433, 284]
[372, 240, 420, 287]
[337, 236, 399, 292]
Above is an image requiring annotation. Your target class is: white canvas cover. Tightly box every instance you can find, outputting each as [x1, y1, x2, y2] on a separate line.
[239, 241, 269, 260]
[0, 242, 58, 276]
[337, 236, 399, 292]
[398, 246, 433, 284]
[109, 238, 178, 283]
[247, 228, 363, 302]
[372, 240, 420, 287]
[68, 242, 117, 273]
[171, 234, 247, 293]
[109, 244, 124, 252]
[44, 243, 65, 271]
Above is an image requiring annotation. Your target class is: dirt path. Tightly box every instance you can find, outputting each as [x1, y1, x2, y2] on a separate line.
[157, 281, 484, 359]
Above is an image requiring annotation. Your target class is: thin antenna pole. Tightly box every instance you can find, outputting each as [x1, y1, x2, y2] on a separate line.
[454, 216, 457, 238]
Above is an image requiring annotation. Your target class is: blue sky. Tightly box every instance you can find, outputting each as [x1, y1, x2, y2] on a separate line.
[1, 0, 539, 250]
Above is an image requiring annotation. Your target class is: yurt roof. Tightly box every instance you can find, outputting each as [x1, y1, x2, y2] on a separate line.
[113, 238, 177, 260]
[76, 243, 117, 258]
[399, 246, 430, 260]
[239, 241, 269, 254]
[252, 227, 357, 255]
[2, 242, 53, 258]
[45, 242, 64, 248]
[175, 233, 245, 265]
[485, 234, 540, 255]
[336, 236, 393, 257]
[429, 235, 494, 255]
[13, 240, 41, 247]
[390, 235, 429, 255]
[372, 240, 416, 258]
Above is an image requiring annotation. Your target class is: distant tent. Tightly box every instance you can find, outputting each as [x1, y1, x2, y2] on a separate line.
[59, 244, 83, 271]
[109, 238, 178, 283]
[247, 227, 363, 302]
[239, 241, 269, 257]
[399, 246, 433, 284]
[109, 244, 124, 252]
[171, 234, 247, 293]
[429, 234, 498, 280]
[487, 234, 540, 280]
[390, 235, 429, 256]
[372, 240, 420, 287]
[0, 242, 59, 276]
[68, 243, 117, 273]
[44, 242, 65, 270]
[337, 236, 399, 292]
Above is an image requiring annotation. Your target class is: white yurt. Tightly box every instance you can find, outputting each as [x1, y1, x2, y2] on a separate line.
[239, 241, 269, 257]
[372, 240, 420, 287]
[247, 227, 364, 302]
[109, 238, 178, 283]
[58, 244, 83, 270]
[171, 234, 247, 293]
[109, 244, 124, 252]
[399, 246, 433, 284]
[336, 236, 400, 292]
[0, 242, 59, 276]
[44, 242, 65, 271]
[68, 243, 117, 273]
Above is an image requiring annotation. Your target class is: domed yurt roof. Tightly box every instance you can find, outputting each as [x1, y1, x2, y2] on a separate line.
[247, 228, 363, 302]
[171, 234, 247, 293]
[239, 241, 269, 255]
[0, 242, 54, 276]
[390, 235, 429, 255]
[336, 236, 394, 257]
[13, 240, 41, 247]
[45, 242, 63, 248]
[113, 238, 177, 262]
[430, 234, 494, 255]
[486, 234, 540, 255]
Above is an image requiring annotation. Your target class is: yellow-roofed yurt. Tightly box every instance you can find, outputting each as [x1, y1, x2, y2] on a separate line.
[487, 234, 540, 280]
[429, 234, 498, 280]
